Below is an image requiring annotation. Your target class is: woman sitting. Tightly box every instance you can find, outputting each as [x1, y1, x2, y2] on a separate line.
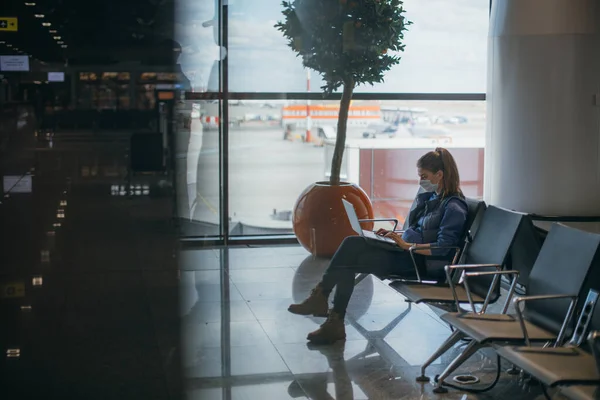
[288, 147, 468, 344]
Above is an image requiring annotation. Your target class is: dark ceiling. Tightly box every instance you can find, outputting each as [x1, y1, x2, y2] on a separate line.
[0, 0, 176, 65]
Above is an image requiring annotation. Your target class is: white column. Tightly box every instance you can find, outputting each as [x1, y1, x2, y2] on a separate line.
[485, 0, 600, 215]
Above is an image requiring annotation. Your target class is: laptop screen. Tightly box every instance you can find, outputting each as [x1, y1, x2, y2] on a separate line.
[342, 199, 363, 236]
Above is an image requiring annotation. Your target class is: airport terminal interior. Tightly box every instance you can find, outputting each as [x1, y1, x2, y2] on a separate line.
[2, 0, 600, 399]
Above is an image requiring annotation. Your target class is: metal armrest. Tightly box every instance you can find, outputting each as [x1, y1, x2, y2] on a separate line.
[514, 294, 578, 347]
[428, 246, 463, 268]
[407, 246, 463, 282]
[447, 263, 502, 270]
[463, 270, 520, 314]
[359, 218, 399, 231]
[444, 264, 502, 313]
[407, 246, 424, 282]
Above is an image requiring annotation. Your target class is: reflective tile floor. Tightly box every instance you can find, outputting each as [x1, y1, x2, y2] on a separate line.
[179, 246, 570, 400]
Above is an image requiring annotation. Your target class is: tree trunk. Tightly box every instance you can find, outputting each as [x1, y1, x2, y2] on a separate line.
[329, 78, 354, 185]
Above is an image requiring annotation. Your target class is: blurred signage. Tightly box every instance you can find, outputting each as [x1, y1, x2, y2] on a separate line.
[0, 17, 18, 32]
[3, 174, 32, 193]
[0, 55, 29, 71]
[155, 84, 184, 90]
[1, 282, 25, 298]
[48, 72, 65, 82]
[158, 91, 175, 100]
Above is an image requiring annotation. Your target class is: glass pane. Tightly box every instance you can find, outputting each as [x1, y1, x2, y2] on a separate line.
[227, 0, 489, 93]
[175, 0, 219, 93]
[227, 99, 485, 236]
[175, 99, 222, 237]
[176, 0, 223, 238]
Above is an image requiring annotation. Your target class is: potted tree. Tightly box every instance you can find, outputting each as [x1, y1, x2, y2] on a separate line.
[276, 0, 411, 256]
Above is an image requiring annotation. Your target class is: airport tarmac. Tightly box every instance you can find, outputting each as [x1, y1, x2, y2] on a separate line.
[176, 101, 486, 236]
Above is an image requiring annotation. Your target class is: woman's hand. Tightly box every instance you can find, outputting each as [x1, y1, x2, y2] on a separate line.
[383, 232, 411, 250]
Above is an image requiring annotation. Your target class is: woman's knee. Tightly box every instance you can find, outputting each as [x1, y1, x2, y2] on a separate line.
[330, 236, 368, 265]
[337, 236, 369, 254]
[341, 235, 368, 247]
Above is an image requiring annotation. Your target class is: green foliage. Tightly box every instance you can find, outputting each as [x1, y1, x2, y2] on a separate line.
[275, 0, 411, 94]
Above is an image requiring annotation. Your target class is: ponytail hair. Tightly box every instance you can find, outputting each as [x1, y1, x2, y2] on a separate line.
[417, 147, 463, 198]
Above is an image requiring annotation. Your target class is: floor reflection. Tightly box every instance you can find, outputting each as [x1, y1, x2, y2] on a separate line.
[298, 342, 354, 400]
[292, 254, 375, 320]
[180, 245, 551, 399]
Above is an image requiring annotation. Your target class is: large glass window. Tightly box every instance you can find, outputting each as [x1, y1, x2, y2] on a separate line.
[225, 99, 484, 236]
[174, 0, 218, 93]
[175, 0, 489, 240]
[175, 99, 222, 238]
[226, 0, 489, 93]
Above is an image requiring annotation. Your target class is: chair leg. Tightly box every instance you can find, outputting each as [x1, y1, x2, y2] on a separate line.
[433, 340, 483, 394]
[507, 363, 521, 375]
[416, 330, 466, 382]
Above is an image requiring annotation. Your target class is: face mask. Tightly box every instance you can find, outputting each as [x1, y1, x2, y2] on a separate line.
[419, 179, 438, 193]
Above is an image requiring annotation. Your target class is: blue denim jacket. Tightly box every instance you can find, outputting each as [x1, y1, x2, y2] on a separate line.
[401, 192, 468, 257]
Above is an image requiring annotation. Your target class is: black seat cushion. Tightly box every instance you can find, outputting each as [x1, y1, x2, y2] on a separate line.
[441, 312, 556, 343]
[389, 281, 486, 304]
[496, 345, 600, 387]
[560, 385, 600, 400]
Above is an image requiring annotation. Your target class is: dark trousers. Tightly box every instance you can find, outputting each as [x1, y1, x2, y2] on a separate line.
[320, 236, 423, 316]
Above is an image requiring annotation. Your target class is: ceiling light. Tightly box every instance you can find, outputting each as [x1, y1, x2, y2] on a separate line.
[53, 36, 61, 40]
[49, 29, 57, 33]
[61, 45, 67, 48]
[34, 14, 44, 18]
[42, 22, 51, 27]
[6, 44, 12, 47]
[0, 41, 5, 44]
[25, 3, 36, 6]
[57, 41, 63, 44]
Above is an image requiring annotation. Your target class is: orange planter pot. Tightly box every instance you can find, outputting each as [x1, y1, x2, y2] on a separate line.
[293, 182, 374, 257]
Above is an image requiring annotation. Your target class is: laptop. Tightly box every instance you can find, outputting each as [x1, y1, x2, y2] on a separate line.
[342, 199, 396, 244]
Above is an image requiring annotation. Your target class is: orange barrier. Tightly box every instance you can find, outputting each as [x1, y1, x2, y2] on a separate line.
[282, 104, 382, 120]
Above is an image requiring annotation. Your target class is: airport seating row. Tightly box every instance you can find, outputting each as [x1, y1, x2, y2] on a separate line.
[363, 199, 600, 398]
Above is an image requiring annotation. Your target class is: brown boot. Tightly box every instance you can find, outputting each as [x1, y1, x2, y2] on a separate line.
[288, 284, 329, 317]
[306, 310, 346, 344]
